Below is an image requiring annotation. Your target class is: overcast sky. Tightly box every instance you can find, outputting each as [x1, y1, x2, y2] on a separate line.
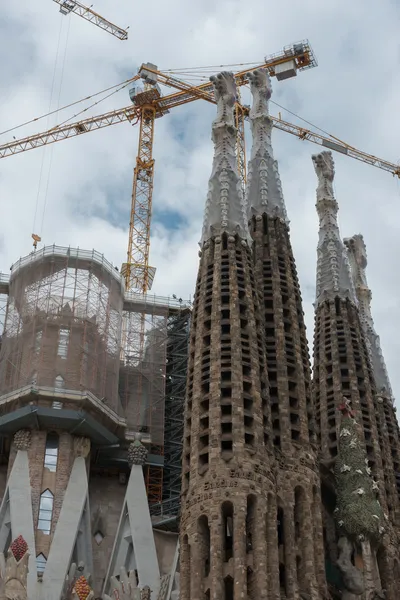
[1, 1, 400, 405]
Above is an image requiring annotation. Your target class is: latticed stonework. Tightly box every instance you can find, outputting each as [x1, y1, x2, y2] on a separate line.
[345, 234, 400, 526]
[311, 152, 400, 599]
[245, 69, 325, 598]
[313, 299, 386, 492]
[180, 233, 278, 599]
[250, 213, 326, 598]
[250, 215, 315, 451]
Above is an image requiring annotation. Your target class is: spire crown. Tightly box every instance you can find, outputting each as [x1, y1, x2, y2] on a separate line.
[344, 234, 393, 400]
[200, 71, 250, 246]
[313, 151, 356, 306]
[245, 68, 288, 224]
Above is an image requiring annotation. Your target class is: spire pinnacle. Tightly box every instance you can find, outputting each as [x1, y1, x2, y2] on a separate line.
[245, 68, 288, 224]
[200, 71, 250, 246]
[344, 234, 393, 400]
[313, 151, 356, 306]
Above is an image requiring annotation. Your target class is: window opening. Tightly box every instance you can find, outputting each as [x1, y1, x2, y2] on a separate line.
[57, 329, 69, 358]
[38, 489, 54, 534]
[44, 433, 59, 471]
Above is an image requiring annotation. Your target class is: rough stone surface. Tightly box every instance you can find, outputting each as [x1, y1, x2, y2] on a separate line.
[313, 151, 357, 306]
[13, 430, 31, 451]
[312, 165, 400, 598]
[128, 441, 148, 467]
[73, 436, 91, 459]
[200, 72, 250, 246]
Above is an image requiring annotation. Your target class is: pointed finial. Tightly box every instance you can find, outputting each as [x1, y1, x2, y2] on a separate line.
[245, 68, 288, 224]
[200, 72, 250, 246]
[313, 151, 357, 306]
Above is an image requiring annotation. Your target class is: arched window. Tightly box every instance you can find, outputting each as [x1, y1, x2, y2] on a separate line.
[36, 553, 47, 575]
[31, 372, 37, 385]
[38, 490, 54, 534]
[44, 433, 59, 472]
[55, 375, 65, 389]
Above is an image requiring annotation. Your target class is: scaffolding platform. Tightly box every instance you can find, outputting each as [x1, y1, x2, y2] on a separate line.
[0, 245, 191, 509]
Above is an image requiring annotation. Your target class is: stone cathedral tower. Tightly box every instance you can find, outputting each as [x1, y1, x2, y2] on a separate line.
[311, 151, 400, 599]
[179, 70, 327, 600]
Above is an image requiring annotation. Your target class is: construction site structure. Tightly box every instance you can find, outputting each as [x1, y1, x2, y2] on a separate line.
[0, 245, 188, 598]
[53, 0, 129, 40]
[0, 63, 400, 600]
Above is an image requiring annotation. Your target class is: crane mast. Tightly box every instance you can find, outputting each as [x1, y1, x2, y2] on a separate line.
[53, 0, 128, 40]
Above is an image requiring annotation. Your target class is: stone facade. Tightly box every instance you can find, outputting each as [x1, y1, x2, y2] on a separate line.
[311, 152, 400, 598]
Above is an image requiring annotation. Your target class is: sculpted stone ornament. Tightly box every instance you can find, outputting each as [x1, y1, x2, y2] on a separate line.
[103, 567, 139, 600]
[200, 71, 249, 246]
[344, 234, 393, 401]
[127, 434, 148, 467]
[245, 68, 288, 223]
[312, 150, 335, 200]
[71, 575, 94, 600]
[62, 562, 92, 600]
[13, 430, 31, 451]
[334, 400, 385, 598]
[313, 152, 357, 306]
[0, 535, 29, 600]
[73, 436, 91, 459]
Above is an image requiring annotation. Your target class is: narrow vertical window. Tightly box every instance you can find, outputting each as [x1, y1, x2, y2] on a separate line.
[44, 433, 59, 472]
[57, 329, 69, 358]
[55, 375, 65, 389]
[34, 331, 42, 354]
[36, 553, 47, 575]
[38, 490, 54, 534]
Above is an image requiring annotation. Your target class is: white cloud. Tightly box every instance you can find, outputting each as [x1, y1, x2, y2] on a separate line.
[1, 0, 400, 405]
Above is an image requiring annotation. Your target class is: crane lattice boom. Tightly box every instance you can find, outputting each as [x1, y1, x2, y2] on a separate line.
[53, 0, 128, 40]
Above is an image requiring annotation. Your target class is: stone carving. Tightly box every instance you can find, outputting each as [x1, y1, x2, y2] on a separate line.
[128, 434, 148, 467]
[245, 68, 288, 224]
[103, 568, 139, 599]
[334, 400, 385, 598]
[71, 575, 94, 600]
[200, 72, 249, 246]
[336, 536, 364, 598]
[62, 561, 92, 599]
[344, 234, 393, 401]
[312, 152, 357, 306]
[157, 574, 169, 600]
[73, 436, 91, 458]
[13, 430, 31, 451]
[0, 535, 29, 600]
[312, 150, 335, 201]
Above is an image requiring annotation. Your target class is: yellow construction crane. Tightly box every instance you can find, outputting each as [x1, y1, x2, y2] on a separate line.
[53, 0, 128, 40]
[1, 40, 399, 295]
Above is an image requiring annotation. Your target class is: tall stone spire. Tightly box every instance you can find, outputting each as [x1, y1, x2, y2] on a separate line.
[311, 155, 399, 598]
[246, 69, 327, 598]
[180, 71, 275, 600]
[345, 234, 400, 528]
[200, 71, 250, 246]
[312, 151, 356, 306]
[245, 69, 288, 223]
[344, 234, 393, 399]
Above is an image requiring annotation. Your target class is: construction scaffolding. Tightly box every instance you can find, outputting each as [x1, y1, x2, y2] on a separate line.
[161, 308, 191, 518]
[0, 246, 123, 412]
[119, 297, 168, 504]
[0, 245, 192, 507]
